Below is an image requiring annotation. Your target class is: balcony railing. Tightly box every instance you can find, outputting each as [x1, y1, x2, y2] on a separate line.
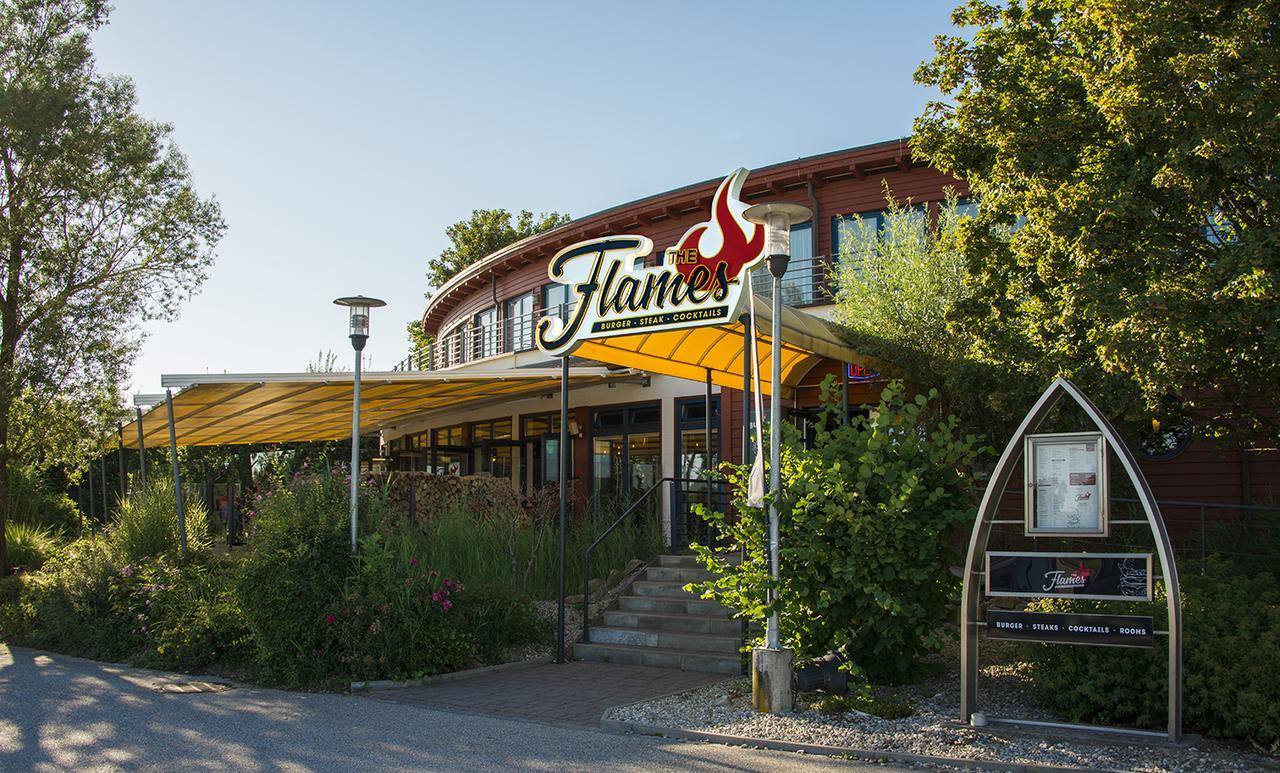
[395, 257, 834, 372]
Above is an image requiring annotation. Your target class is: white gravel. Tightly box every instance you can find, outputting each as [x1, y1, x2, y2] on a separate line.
[605, 639, 1274, 772]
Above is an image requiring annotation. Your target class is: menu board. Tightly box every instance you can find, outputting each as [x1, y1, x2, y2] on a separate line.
[1025, 433, 1108, 535]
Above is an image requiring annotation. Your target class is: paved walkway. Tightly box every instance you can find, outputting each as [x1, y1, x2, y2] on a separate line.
[368, 660, 726, 726]
[0, 645, 909, 771]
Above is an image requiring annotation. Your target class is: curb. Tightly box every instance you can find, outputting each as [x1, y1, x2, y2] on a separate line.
[599, 718, 1088, 773]
[350, 656, 552, 693]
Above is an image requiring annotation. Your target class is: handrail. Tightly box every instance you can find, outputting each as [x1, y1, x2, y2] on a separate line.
[581, 476, 710, 644]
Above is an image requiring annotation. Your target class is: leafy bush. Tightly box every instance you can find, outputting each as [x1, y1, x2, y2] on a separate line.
[5, 465, 82, 534]
[1024, 560, 1280, 747]
[692, 380, 984, 683]
[131, 557, 252, 672]
[108, 478, 211, 563]
[810, 691, 915, 720]
[3, 537, 143, 661]
[4, 520, 59, 571]
[234, 474, 357, 686]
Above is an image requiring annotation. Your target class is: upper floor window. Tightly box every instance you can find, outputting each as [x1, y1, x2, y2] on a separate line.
[441, 321, 467, 367]
[474, 306, 499, 359]
[833, 204, 927, 269]
[543, 282, 576, 318]
[750, 222, 817, 306]
[506, 292, 535, 352]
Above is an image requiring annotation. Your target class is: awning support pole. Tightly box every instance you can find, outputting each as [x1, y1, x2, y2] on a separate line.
[87, 461, 96, 523]
[556, 355, 568, 664]
[741, 314, 753, 465]
[116, 424, 127, 500]
[165, 388, 188, 558]
[100, 455, 109, 521]
[841, 363, 850, 425]
[136, 407, 147, 487]
[705, 368, 713, 546]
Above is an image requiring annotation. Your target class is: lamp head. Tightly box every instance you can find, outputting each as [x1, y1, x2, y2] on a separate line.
[334, 296, 386, 351]
[743, 202, 812, 278]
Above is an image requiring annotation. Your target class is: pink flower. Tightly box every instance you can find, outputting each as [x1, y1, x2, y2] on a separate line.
[442, 578, 452, 588]
[441, 599, 452, 613]
[369, 620, 382, 634]
[409, 557, 419, 566]
[431, 590, 444, 602]
[120, 565, 134, 578]
[325, 613, 336, 625]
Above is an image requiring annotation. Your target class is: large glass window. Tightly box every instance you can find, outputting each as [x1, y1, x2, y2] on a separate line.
[474, 307, 499, 359]
[590, 403, 662, 502]
[432, 424, 467, 475]
[833, 205, 927, 270]
[521, 413, 573, 493]
[750, 223, 816, 306]
[470, 418, 513, 480]
[505, 292, 535, 352]
[542, 282, 577, 319]
[677, 397, 720, 481]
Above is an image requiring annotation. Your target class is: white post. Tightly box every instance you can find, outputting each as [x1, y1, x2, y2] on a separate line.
[349, 349, 362, 553]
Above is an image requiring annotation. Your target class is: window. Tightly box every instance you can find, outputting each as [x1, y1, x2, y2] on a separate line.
[750, 223, 817, 306]
[474, 307, 499, 359]
[832, 204, 927, 265]
[521, 413, 573, 492]
[431, 424, 467, 475]
[441, 322, 466, 367]
[506, 292, 534, 352]
[590, 402, 662, 500]
[470, 418, 513, 480]
[543, 282, 576, 319]
[954, 198, 979, 220]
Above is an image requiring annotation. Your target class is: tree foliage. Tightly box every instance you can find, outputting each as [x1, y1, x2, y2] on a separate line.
[913, 0, 1280, 444]
[691, 381, 985, 683]
[0, 0, 225, 572]
[425, 208, 569, 290]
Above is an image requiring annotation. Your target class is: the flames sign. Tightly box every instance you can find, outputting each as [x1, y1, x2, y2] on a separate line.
[536, 168, 764, 356]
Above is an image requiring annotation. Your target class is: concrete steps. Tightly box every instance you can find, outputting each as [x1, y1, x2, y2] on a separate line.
[575, 554, 743, 675]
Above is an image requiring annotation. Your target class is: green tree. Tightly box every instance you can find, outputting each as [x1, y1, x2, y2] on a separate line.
[913, 0, 1280, 444]
[0, 1, 225, 573]
[426, 209, 569, 290]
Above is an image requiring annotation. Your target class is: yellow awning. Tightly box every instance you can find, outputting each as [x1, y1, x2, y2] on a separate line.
[573, 294, 868, 398]
[120, 367, 637, 448]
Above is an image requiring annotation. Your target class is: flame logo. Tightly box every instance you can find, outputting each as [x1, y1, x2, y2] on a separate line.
[672, 168, 763, 289]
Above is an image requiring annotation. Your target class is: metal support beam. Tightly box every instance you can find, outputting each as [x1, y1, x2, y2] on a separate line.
[100, 455, 109, 520]
[116, 424, 127, 500]
[87, 462, 96, 523]
[741, 314, 753, 465]
[165, 389, 189, 558]
[556, 355, 569, 663]
[135, 406, 147, 487]
[841, 363, 850, 425]
[705, 368, 714, 546]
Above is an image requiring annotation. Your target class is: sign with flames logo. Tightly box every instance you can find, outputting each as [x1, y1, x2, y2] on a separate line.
[536, 168, 765, 356]
[985, 552, 1153, 601]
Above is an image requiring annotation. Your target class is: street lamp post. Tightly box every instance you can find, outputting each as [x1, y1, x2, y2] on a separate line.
[334, 295, 386, 554]
[743, 201, 811, 714]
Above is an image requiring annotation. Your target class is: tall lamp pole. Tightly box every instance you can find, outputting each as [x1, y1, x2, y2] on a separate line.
[334, 295, 386, 554]
[743, 201, 811, 714]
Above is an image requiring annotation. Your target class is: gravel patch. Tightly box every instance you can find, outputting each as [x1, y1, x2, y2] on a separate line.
[505, 600, 583, 662]
[606, 639, 1275, 772]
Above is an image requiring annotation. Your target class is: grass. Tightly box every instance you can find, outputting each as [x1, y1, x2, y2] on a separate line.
[809, 691, 915, 720]
[107, 478, 211, 563]
[4, 520, 60, 570]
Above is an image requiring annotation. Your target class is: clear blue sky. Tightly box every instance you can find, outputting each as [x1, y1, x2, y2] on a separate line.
[91, 0, 960, 394]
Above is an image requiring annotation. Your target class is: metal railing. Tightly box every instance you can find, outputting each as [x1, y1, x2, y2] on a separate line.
[581, 476, 731, 643]
[749, 254, 833, 308]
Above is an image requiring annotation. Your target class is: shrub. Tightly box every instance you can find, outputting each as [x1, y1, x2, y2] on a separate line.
[107, 478, 211, 563]
[5, 466, 82, 535]
[4, 520, 59, 571]
[692, 380, 985, 683]
[131, 557, 252, 672]
[2, 536, 143, 661]
[234, 474, 356, 686]
[1023, 559, 1280, 747]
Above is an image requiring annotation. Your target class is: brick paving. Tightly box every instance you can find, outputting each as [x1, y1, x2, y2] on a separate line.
[367, 661, 727, 726]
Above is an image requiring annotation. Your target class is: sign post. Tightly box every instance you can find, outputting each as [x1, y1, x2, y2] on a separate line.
[959, 378, 1182, 741]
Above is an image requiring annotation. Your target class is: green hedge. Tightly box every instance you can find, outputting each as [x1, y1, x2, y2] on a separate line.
[1023, 559, 1280, 747]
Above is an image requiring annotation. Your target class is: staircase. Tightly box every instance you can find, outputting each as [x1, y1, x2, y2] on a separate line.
[573, 554, 743, 675]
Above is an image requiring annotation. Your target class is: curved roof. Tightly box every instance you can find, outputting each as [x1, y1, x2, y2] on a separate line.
[422, 138, 920, 335]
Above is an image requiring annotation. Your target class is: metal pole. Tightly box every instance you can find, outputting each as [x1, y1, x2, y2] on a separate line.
[556, 354, 569, 663]
[116, 424, 127, 500]
[741, 314, 753, 465]
[767, 257, 786, 651]
[165, 389, 188, 557]
[100, 455, 109, 520]
[136, 406, 147, 487]
[841, 363, 850, 425]
[349, 348, 363, 553]
[227, 483, 236, 548]
[87, 462, 96, 523]
[705, 368, 713, 546]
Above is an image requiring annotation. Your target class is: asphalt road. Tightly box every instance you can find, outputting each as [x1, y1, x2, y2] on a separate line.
[0, 645, 914, 772]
